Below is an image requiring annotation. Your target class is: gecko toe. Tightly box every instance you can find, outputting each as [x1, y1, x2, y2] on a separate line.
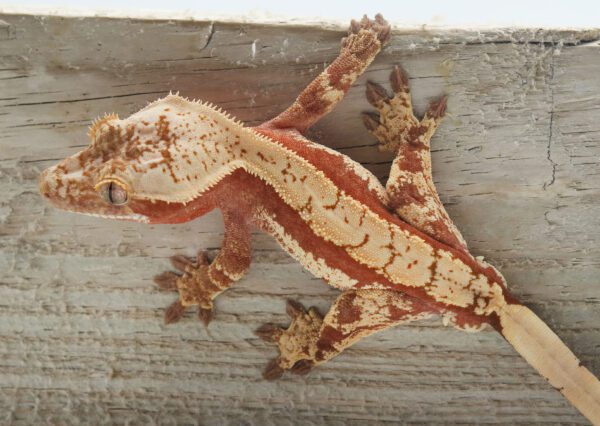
[374, 17, 391, 44]
[255, 323, 284, 342]
[154, 271, 179, 291]
[390, 65, 410, 94]
[198, 307, 214, 327]
[361, 111, 381, 132]
[291, 359, 315, 376]
[286, 299, 307, 319]
[425, 95, 448, 120]
[366, 81, 390, 107]
[375, 13, 386, 25]
[164, 299, 186, 324]
[263, 358, 285, 380]
[196, 250, 210, 266]
[170, 254, 196, 272]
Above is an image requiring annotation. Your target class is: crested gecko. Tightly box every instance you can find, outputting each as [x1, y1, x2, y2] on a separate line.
[38, 15, 600, 423]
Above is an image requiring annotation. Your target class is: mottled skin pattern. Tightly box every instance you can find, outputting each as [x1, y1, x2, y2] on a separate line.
[39, 15, 600, 423]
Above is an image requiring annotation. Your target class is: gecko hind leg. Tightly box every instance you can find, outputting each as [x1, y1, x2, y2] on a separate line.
[362, 65, 468, 252]
[257, 300, 324, 380]
[256, 290, 435, 379]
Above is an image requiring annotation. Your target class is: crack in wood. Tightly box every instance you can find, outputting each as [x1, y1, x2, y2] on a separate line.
[544, 53, 557, 191]
[201, 22, 216, 52]
[1, 90, 167, 107]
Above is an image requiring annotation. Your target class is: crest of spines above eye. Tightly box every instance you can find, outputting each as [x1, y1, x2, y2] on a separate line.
[88, 112, 120, 139]
[86, 93, 246, 148]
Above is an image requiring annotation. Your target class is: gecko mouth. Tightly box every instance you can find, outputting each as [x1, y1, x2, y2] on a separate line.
[77, 211, 150, 222]
[39, 174, 52, 199]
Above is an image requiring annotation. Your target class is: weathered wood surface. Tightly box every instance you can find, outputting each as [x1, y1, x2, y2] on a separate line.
[1, 13, 600, 424]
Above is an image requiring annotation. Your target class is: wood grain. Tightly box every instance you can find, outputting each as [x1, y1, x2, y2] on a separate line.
[1, 13, 600, 424]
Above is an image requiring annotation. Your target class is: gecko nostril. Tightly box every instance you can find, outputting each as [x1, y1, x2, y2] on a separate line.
[39, 173, 52, 198]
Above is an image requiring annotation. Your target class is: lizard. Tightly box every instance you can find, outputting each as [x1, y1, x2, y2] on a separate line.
[38, 14, 600, 423]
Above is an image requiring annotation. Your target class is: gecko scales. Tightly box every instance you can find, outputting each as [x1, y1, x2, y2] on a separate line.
[39, 15, 600, 423]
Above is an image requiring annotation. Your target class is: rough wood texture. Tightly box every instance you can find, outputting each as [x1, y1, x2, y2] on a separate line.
[1, 13, 600, 424]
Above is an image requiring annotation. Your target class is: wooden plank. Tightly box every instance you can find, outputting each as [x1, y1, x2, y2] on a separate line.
[1, 13, 599, 424]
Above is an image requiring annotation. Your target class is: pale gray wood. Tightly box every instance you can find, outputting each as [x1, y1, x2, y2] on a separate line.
[1, 13, 600, 424]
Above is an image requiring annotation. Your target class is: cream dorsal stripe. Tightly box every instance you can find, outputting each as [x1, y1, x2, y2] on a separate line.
[240, 127, 506, 315]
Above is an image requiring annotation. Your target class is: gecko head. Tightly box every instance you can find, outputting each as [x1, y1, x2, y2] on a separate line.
[39, 94, 243, 223]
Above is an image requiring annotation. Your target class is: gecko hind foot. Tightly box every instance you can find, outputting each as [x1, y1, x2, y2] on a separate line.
[361, 65, 447, 152]
[154, 251, 216, 326]
[256, 300, 322, 380]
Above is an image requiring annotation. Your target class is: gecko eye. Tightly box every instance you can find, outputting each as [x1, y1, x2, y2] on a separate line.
[98, 181, 128, 206]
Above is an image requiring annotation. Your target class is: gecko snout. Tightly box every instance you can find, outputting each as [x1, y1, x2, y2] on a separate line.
[38, 166, 63, 202]
[39, 169, 52, 199]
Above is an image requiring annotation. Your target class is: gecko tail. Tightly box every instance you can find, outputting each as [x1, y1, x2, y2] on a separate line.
[499, 303, 600, 424]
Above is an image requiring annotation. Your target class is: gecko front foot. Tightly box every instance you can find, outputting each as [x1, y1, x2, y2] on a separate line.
[255, 300, 323, 380]
[362, 65, 447, 152]
[154, 251, 218, 326]
[342, 14, 391, 55]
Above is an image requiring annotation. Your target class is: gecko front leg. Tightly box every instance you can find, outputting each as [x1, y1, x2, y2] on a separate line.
[154, 210, 251, 325]
[256, 290, 435, 379]
[263, 14, 390, 133]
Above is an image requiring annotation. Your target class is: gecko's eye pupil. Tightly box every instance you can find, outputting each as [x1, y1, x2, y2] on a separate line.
[99, 181, 128, 206]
